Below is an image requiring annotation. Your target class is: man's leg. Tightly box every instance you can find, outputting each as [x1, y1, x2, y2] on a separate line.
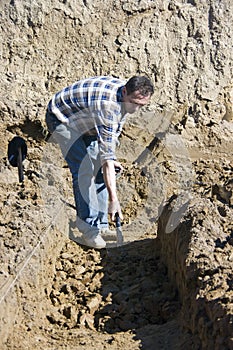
[45, 113, 106, 248]
[82, 136, 109, 230]
[84, 138, 115, 240]
[66, 136, 106, 248]
[95, 168, 116, 240]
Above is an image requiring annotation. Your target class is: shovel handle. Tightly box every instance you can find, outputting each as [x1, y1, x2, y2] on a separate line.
[115, 212, 121, 227]
[17, 146, 24, 183]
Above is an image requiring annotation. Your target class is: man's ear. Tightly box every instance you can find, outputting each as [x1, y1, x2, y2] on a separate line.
[122, 86, 127, 96]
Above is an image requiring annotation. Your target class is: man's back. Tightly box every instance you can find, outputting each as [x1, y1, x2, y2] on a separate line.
[49, 76, 125, 124]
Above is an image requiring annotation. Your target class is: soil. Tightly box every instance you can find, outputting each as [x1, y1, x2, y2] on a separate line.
[1, 110, 232, 349]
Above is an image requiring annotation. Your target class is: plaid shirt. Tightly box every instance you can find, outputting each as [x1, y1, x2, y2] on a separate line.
[48, 76, 127, 164]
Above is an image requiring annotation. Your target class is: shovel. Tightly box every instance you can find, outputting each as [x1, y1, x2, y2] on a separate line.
[115, 212, 124, 246]
[8, 136, 27, 183]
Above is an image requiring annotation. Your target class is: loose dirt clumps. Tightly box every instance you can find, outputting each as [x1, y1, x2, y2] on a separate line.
[7, 238, 194, 350]
[47, 240, 178, 332]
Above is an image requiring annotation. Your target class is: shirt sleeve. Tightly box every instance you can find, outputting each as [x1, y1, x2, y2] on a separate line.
[96, 102, 121, 165]
[115, 115, 127, 138]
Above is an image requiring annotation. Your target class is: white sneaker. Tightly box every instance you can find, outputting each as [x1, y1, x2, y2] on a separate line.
[101, 228, 117, 241]
[83, 234, 106, 249]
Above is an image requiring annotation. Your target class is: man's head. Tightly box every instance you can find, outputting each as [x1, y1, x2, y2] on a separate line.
[122, 76, 154, 114]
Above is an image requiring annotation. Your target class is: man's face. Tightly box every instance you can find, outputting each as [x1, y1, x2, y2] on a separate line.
[122, 88, 151, 114]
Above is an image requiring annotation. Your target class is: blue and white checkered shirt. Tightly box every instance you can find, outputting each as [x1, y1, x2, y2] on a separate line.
[48, 76, 127, 164]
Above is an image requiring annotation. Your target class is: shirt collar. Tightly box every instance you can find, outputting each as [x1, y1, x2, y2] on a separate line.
[117, 86, 124, 102]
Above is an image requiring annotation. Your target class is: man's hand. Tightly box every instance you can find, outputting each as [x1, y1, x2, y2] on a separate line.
[113, 160, 124, 174]
[108, 199, 123, 221]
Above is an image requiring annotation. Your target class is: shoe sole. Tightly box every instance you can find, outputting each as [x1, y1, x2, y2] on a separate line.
[84, 239, 106, 249]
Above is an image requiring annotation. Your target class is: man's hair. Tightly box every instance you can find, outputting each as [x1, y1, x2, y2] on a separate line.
[125, 76, 154, 96]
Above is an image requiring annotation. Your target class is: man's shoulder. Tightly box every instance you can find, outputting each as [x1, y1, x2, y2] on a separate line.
[79, 76, 126, 87]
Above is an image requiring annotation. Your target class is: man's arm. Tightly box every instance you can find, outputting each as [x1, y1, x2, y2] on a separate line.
[102, 160, 123, 221]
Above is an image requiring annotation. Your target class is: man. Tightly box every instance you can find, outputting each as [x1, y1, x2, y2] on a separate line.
[46, 75, 154, 248]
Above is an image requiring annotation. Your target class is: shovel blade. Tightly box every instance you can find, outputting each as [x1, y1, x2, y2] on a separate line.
[115, 213, 124, 246]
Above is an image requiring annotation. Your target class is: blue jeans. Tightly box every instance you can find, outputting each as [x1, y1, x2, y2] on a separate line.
[46, 111, 108, 238]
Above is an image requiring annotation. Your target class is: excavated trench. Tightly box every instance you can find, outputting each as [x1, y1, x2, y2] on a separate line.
[0, 134, 195, 350]
[45, 238, 188, 346]
[1, 120, 233, 349]
[16, 234, 195, 349]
